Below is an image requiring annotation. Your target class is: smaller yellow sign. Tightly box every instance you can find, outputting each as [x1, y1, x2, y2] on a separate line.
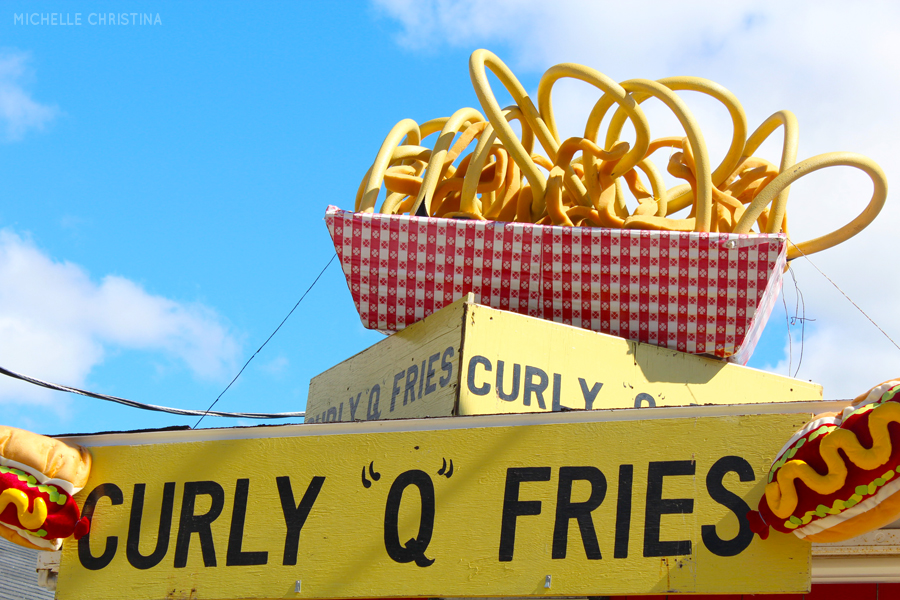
[57, 411, 812, 599]
[306, 297, 822, 422]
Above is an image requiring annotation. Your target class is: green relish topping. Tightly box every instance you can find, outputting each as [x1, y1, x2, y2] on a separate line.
[0, 466, 67, 505]
[783, 469, 896, 530]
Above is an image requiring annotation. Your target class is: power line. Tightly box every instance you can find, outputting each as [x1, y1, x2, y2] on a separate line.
[0, 364, 305, 419]
[0, 253, 337, 423]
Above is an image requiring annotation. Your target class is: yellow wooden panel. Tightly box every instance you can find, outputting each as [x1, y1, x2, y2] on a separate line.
[305, 295, 467, 423]
[458, 303, 822, 415]
[57, 413, 811, 599]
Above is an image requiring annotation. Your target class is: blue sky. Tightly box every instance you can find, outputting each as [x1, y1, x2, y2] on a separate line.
[1, 1, 898, 435]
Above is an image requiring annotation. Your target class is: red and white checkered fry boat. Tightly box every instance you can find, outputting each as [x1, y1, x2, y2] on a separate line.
[325, 206, 786, 364]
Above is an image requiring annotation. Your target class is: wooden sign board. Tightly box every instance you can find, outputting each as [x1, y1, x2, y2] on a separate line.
[57, 410, 812, 599]
[306, 295, 822, 423]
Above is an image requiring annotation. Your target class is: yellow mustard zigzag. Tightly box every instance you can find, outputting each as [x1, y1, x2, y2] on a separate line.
[0, 488, 47, 530]
[766, 400, 900, 519]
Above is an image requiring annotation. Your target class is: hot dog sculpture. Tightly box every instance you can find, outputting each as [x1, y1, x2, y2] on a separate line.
[748, 380, 900, 543]
[0, 426, 91, 550]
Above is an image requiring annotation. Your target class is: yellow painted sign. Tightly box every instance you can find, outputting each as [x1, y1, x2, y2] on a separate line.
[306, 296, 822, 423]
[58, 412, 811, 599]
[307, 295, 464, 423]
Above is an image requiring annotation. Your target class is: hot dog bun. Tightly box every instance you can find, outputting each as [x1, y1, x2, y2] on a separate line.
[0, 426, 91, 490]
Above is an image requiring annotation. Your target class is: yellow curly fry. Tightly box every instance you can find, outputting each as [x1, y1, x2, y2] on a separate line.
[566, 205, 603, 226]
[469, 50, 551, 207]
[460, 107, 525, 215]
[0, 489, 47, 530]
[733, 152, 887, 259]
[724, 157, 777, 187]
[410, 107, 486, 217]
[419, 117, 479, 140]
[545, 166, 572, 226]
[726, 163, 778, 200]
[555, 138, 629, 208]
[542, 64, 651, 180]
[740, 111, 799, 233]
[358, 118, 422, 213]
[766, 401, 900, 519]
[383, 166, 423, 198]
[380, 192, 409, 215]
[516, 184, 534, 223]
[459, 149, 507, 218]
[444, 122, 489, 172]
[643, 136, 683, 159]
[636, 158, 669, 216]
[599, 79, 713, 231]
[489, 156, 522, 221]
[531, 153, 553, 171]
[623, 168, 652, 201]
[610, 78, 745, 219]
[608, 77, 747, 193]
[623, 215, 696, 231]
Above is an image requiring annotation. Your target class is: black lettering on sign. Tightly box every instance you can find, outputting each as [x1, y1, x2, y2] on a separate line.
[523, 366, 548, 408]
[643, 461, 695, 558]
[498, 467, 551, 562]
[439, 346, 454, 387]
[635, 393, 656, 408]
[390, 371, 404, 411]
[614, 464, 633, 559]
[383, 470, 436, 567]
[226, 479, 268, 566]
[127, 482, 175, 570]
[418, 359, 426, 399]
[425, 352, 440, 395]
[702, 456, 755, 557]
[467, 355, 491, 395]
[174, 481, 225, 568]
[552, 466, 606, 559]
[348, 392, 361, 420]
[579, 378, 603, 410]
[277, 476, 325, 566]
[367, 385, 382, 420]
[78, 483, 124, 571]
[551, 373, 562, 411]
[326, 406, 337, 422]
[496, 360, 520, 402]
[404, 364, 419, 405]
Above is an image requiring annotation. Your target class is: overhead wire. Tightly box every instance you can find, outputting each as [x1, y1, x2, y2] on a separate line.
[0, 364, 305, 419]
[0, 254, 337, 424]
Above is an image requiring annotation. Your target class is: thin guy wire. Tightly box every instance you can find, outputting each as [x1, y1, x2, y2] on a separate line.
[788, 238, 900, 353]
[193, 253, 337, 428]
[782, 285, 792, 376]
[788, 266, 806, 378]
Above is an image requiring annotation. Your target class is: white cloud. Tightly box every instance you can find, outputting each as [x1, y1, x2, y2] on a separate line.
[0, 230, 241, 410]
[0, 51, 59, 141]
[373, 0, 900, 399]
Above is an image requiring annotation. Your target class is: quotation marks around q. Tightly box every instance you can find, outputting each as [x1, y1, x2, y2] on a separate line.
[360, 459, 457, 567]
[437, 458, 454, 478]
[361, 462, 381, 488]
